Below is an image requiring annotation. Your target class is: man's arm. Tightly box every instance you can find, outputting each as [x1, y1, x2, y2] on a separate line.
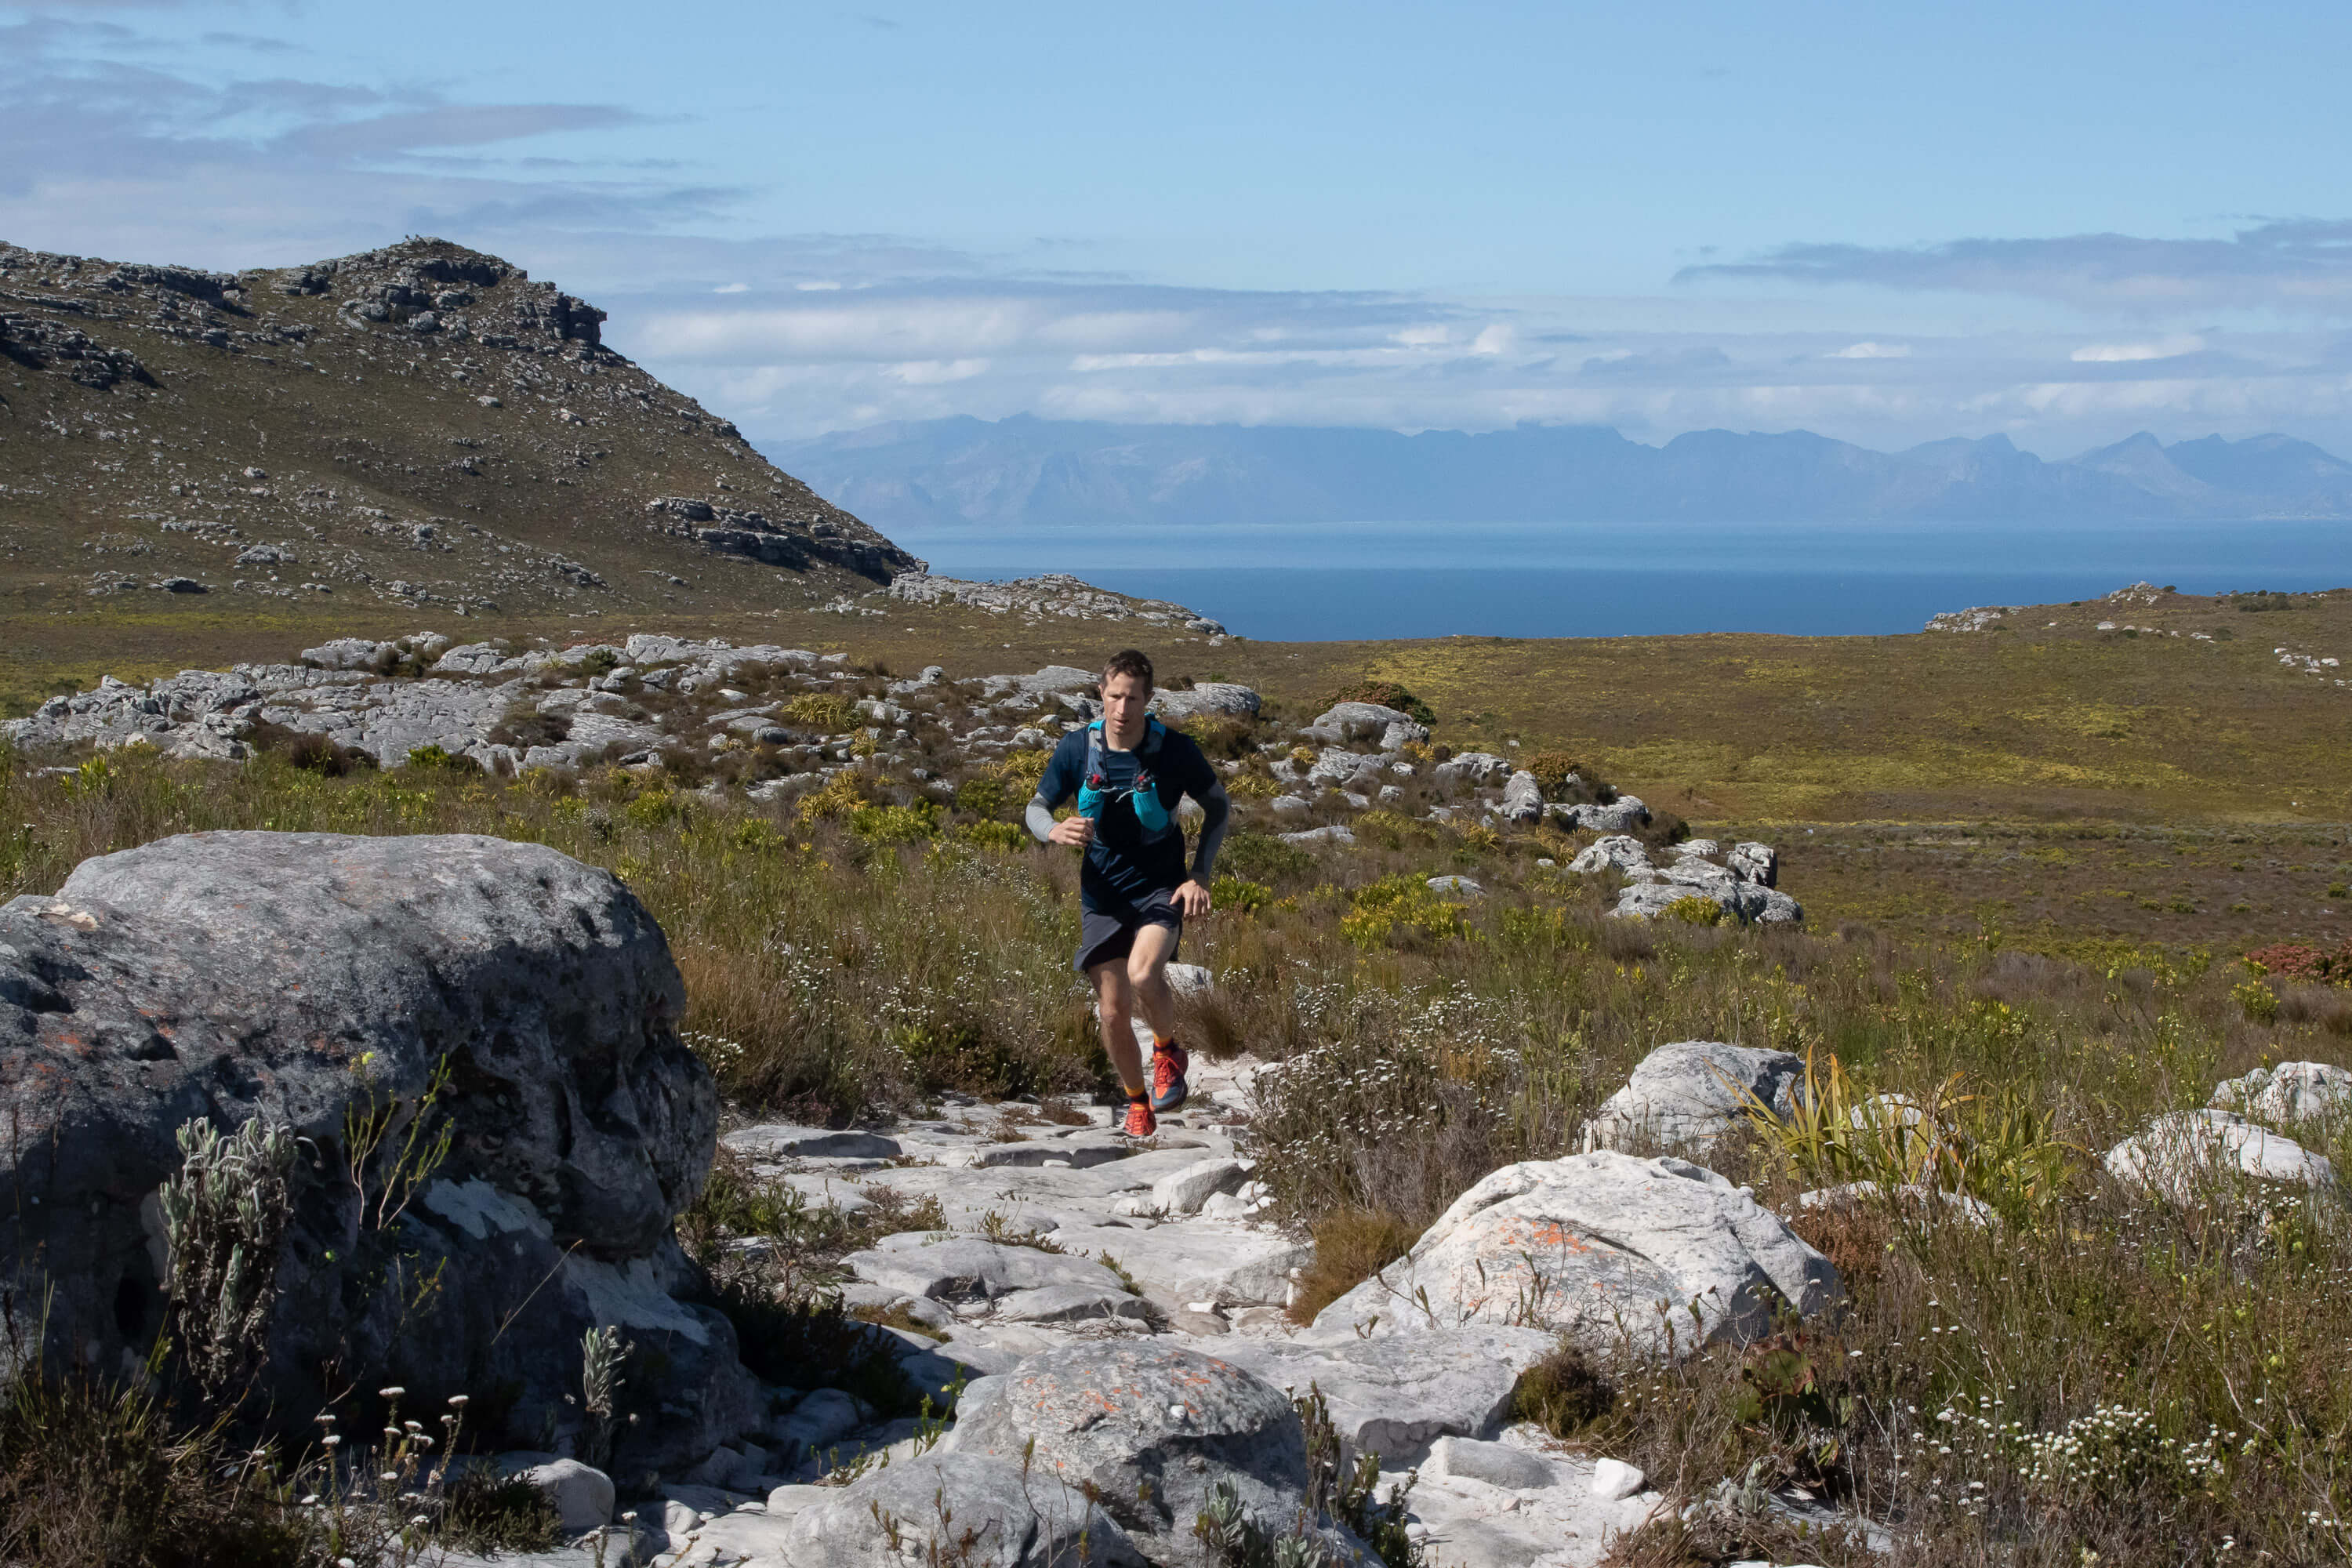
[1027, 736, 1081, 844]
[1189, 778, 1231, 884]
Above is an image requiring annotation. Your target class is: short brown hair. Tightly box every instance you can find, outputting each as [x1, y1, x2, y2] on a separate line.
[1101, 648, 1154, 691]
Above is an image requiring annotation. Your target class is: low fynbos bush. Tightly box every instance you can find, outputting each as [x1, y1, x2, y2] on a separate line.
[1340, 873, 1470, 948]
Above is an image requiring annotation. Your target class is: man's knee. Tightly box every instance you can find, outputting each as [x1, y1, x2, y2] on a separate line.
[1127, 948, 1165, 991]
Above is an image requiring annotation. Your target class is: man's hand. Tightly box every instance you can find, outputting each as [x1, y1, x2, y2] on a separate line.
[1047, 815, 1095, 848]
[1172, 879, 1212, 917]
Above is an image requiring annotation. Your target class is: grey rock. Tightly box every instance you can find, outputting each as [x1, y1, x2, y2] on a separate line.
[1152, 683, 1261, 722]
[1432, 750, 1512, 786]
[2209, 1062, 2352, 1127]
[1269, 794, 1310, 815]
[1577, 797, 1650, 832]
[1568, 834, 1652, 876]
[1498, 770, 1544, 823]
[1425, 876, 1484, 897]
[513, 1457, 614, 1535]
[781, 1452, 1145, 1568]
[1311, 1151, 1840, 1359]
[1425, 1436, 1559, 1490]
[1727, 841, 1779, 887]
[841, 1239, 1130, 1303]
[1305, 702, 1428, 750]
[1216, 1327, 1557, 1462]
[0, 832, 753, 1475]
[1151, 1158, 1252, 1216]
[1279, 825, 1356, 847]
[993, 1283, 1150, 1323]
[1585, 1040, 1807, 1152]
[722, 1123, 903, 1160]
[2105, 1109, 2339, 1200]
[301, 637, 398, 671]
[1046, 1223, 1309, 1310]
[950, 1343, 1308, 1568]
[771, 1387, 869, 1457]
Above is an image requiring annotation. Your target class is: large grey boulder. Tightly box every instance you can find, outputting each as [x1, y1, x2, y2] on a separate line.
[782, 1452, 1145, 1567]
[949, 1344, 1313, 1567]
[0, 831, 755, 1478]
[1310, 1152, 1839, 1359]
[1152, 683, 1261, 723]
[1611, 879, 1804, 926]
[1432, 750, 1512, 786]
[2209, 1062, 2352, 1127]
[1305, 702, 1426, 750]
[1584, 1040, 1806, 1152]
[1568, 834, 1653, 876]
[1727, 841, 1779, 887]
[2105, 1109, 2339, 1201]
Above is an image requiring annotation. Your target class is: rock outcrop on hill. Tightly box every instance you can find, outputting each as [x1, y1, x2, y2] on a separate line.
[0, 238, 918, 612]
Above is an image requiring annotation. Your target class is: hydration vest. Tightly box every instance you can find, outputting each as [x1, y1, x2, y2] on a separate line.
[1077, 717, 1174, 837]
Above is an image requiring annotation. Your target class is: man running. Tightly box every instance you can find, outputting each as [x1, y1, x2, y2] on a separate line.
[1027, 648, 1230, 1136]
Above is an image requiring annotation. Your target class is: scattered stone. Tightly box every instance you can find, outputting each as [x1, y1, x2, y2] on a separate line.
[780, 1452, 1146, 1568]
[2209, 1061, 2352, 1127]
[1591, 1457, 1646, 1501]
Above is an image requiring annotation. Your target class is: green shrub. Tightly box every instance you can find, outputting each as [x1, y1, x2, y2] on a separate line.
[1220, 829, 1313, 884]
[402, 742, 478, 773]
[953, 819, 1028, 851]
[785, 692, 856, 731]
[850, 800, 942, 844]
[953, 775, 1014, 819]
[1341, 874, 1471, 948]
[1664, 894, 1726, 926]
[2234, 978, 2281, 1024]
[1211, 874, 1273, 915]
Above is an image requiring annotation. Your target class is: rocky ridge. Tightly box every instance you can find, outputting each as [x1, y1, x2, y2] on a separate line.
[0, 237, 918, 613]
[4, 631, 1801, 928]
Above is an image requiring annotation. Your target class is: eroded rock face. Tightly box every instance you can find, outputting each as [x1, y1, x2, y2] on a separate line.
[2209, 1061, 2352, 1127]
[1310, 1152, 1840, 1359]
[0, 831, 751, 1475]
[949, 1343, 1312, 1568]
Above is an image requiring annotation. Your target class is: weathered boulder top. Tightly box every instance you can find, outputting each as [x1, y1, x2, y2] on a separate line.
[0, 830, 713, 1258]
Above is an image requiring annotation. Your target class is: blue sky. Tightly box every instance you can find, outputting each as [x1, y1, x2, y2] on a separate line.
[7, 0, 2352, 452]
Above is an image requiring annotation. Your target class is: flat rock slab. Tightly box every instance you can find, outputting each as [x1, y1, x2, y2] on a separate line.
[1216, 1326, 1556, 1461]
[1051, 1221, 1312, 1309]
[841, 1238, 1129, 1302]
[721, 1123, 903, 1160]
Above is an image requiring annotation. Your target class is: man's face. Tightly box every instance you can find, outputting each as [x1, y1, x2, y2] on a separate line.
[1102, 671, 1151, 736]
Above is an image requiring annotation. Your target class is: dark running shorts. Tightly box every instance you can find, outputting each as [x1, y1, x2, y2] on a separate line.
[1076, 890, 1183, 974]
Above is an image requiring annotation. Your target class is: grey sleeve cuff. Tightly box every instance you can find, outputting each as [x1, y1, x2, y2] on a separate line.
[1025, 795, 1059, 844]
[1189, 781, 1231, 884]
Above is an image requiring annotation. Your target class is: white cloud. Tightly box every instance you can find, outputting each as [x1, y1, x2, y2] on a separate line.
[1471, 323, 1515, 355]
[2070, 335, 2205, 363]
[1828, 341, 1910, 359]
[797, 280, 844, 291]
[713, 281, 748, 293]
[887, 358, 990, 384]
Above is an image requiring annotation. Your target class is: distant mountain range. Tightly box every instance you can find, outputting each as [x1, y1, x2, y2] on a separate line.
[769, 416, 2352, 528]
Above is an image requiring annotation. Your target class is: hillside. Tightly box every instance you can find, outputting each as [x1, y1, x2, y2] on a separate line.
[772, 414, 2352, 528]
[0, 237, 920, 619]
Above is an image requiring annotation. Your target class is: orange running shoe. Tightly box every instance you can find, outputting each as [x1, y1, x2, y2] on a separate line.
[1120, 1092, 1157, 1138]
[1150, 1040, 1190, 1113]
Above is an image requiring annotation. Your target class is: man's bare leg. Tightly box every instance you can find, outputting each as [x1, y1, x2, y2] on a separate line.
[1088, 960, 1146, 1096]
[1126, 922, 1181, 1045]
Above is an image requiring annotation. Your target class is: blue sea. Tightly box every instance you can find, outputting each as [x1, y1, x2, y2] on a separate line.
[890, 518, 2352, 641]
